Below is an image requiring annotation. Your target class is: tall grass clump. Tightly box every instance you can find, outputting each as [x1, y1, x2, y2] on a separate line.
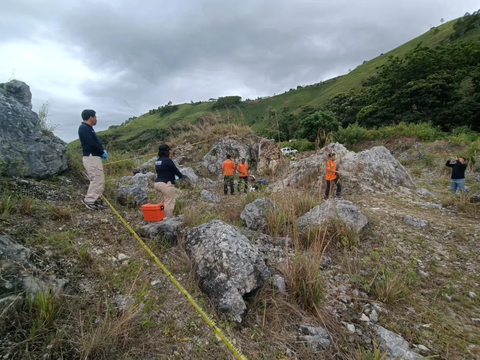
[283, 252, 326, 310]
[0, 192, 15, 218]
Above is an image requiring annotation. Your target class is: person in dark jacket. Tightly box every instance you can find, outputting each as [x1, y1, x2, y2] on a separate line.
[78, 109, 108, 210]
[446, 157, 468, 194]
[154, 144, 183, 217]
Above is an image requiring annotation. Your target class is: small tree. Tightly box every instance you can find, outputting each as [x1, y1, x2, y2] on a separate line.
[296, 111, 340, 142]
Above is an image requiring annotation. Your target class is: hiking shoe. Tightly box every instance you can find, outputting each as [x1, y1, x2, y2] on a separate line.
[94, 199, 109, 209]
[81, 199, 99, 210]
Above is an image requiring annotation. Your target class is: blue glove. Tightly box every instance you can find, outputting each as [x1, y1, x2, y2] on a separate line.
[102, 150, 108, 162]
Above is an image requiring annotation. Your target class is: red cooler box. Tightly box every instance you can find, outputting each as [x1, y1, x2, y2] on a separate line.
[141, 203, 165, 222]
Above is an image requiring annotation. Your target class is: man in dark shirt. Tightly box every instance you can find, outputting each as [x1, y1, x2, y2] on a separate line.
[78, 109, 108, 210]
[154, 144, 183, 217]
[445, 157, 467, 194]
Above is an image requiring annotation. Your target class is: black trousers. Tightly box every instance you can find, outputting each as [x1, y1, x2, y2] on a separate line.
[224, 175, 234, 194]
[237, 176, 248, 193]
[325, 178, 341, 198]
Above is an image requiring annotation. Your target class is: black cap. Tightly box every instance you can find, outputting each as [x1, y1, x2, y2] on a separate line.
[159, 144, 171, 151]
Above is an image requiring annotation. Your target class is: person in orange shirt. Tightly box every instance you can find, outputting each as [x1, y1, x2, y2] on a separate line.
[222, 154, 236, 195]
[325, 152, 342, 199]
[236, 158, 249, 194]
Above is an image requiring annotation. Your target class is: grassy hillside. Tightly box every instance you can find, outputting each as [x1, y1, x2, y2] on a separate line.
[69, 16, 480, 153]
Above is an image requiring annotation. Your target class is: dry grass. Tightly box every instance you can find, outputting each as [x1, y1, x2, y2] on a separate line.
[371, 269, 409, 304]
[77, 301, 143, 359]
[282, 251, 326, 310]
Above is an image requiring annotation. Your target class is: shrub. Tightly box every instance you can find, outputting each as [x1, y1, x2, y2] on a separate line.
[333, 123, 368, 145]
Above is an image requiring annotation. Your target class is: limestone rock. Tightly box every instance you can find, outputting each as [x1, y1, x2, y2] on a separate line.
[374, 325, 422, 360]
[271, 142, 415, 193]
[297, 200, 368, 234]
[179, 167, 198, 184]
[139, 215, 184, 243]
[0, 80, 68, 178]
[403, 215, 429, 228]
[200, 137, 252, 175]
[416, 188, 434, 198]
[117, 172, 155, 206]
[185, 220, 270, 322]
[0, 235, 68, 306]
[201, 189, 221, 203]
[240, 197, 274, 231]
[298, 325, 331, 352]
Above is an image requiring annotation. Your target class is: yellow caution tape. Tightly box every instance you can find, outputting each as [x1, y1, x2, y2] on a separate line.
[101, 196, 248, 360]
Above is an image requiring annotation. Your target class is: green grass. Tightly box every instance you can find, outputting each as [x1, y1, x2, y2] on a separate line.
[68, 18, 478, 154]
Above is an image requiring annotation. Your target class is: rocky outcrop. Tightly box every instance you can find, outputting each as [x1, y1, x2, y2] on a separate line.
[271, 143, 415, 193]
[0, 80, 67, 178]
[117, 172, 155, 207]
[240, 197, 274, 231]
[199, 136, 282, 176]
[0, 235, 68, 312]
[185, 220, 270, 322]
[200, 137, 252, 175]
[257, 138, 282, 174]
[297, 200, 368, 233]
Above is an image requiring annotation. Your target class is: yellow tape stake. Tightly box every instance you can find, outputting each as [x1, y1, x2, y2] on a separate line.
[102, 196, 248, 360]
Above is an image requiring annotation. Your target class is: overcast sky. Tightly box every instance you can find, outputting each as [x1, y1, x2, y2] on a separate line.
[0, 0, 477, 142]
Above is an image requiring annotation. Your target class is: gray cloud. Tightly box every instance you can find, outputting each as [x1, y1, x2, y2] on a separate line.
[1, 0, 478, 142]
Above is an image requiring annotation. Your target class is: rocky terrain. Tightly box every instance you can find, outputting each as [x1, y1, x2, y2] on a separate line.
[0, 80, 68, 178]
[1, 128, 479, 359]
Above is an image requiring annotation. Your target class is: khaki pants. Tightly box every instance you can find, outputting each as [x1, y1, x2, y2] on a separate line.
[83, 155, 105, 204]
[154, 181, 176, 217]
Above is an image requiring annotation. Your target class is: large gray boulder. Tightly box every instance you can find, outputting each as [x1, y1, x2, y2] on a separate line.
[139, 215, 183, 243]
[0, 80, 67, 178]
[117, 172, 155, 207]
[373, 325, 422, 360]
[200, 136, 252, 175]
[271, 143, 415, 193]
[240, 197, 274, 231]
[0, 235, 68, 310]
[297, 200, 368, 233]
[185, 220, 270, 322]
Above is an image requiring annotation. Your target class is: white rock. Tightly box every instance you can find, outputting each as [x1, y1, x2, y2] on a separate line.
[468, 291, 477, 298]
[417, 345, 429, 352]
[370, 310, 378, 323]
[117, 253, 129, 261]
[346, 324, 355, 333]
[360, 314, 370, 322]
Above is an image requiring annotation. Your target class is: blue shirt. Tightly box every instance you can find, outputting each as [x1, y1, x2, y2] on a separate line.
[155, 157, 183, 184]
[78, 122, 104, 157]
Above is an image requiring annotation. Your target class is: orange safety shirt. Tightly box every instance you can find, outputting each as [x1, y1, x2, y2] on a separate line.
[222, 159, 236, 176]
[325, 159, 337, 181]
[237, 163, 248, 177]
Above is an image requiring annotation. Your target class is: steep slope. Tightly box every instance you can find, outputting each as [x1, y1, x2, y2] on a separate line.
[70, 16, 479, 152]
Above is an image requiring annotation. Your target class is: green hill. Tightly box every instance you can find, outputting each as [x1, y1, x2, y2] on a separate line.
[70, 13, 480, 153]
